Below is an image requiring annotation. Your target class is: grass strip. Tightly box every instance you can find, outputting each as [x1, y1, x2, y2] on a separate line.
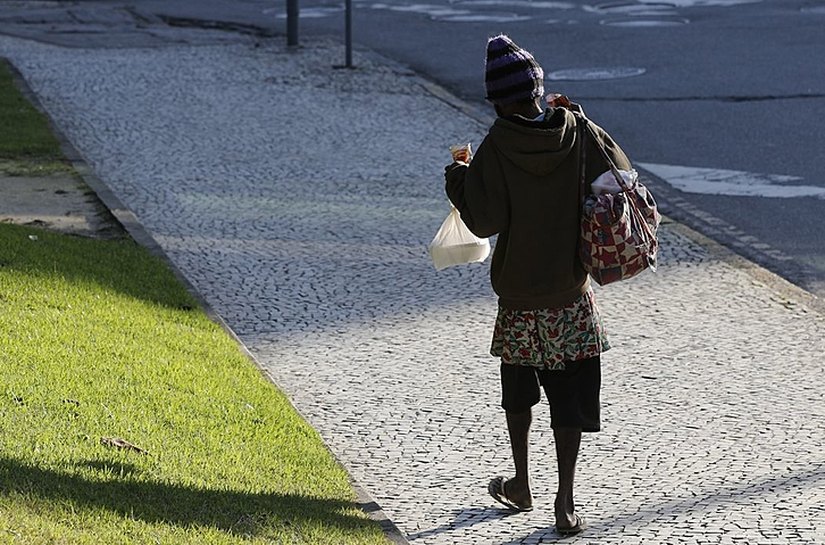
[0, 59, 73, 175]
[0, 224, 388, 544]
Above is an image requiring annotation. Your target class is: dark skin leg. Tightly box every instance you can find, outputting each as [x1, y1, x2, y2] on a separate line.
[503, 409, 533, 508]
[553, 427, 582, 529]
[503, 414, 583, 524]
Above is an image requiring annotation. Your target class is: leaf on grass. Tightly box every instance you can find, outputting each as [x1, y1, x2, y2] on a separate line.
[100, 437, 148, 455]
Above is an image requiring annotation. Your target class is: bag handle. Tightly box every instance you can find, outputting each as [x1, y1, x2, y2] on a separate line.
[574, 110, 656, 245]
[574, 111, 630, 193]
[577, 113, 587, 208]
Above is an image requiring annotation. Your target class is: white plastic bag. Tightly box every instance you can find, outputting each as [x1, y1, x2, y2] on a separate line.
[591, 168, 638, 195]
[428, 206, 490, 271]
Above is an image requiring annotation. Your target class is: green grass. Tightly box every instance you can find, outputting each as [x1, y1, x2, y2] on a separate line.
[0, 224, 388, 544]
[0, 60, 73, 176]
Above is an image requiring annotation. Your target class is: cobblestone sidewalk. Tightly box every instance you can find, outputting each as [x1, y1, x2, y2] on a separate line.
[2, 31, 824, 544]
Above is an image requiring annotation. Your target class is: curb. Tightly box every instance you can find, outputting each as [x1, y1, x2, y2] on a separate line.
[157, 15, 276, 38]
[4, 58, 218, 312]
[637, 168, 824, 305]
[4, 55, 411, 545]
[664, 218, 825, 316]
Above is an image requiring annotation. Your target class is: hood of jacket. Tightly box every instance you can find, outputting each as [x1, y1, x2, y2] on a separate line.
[487, 107, 577, 177]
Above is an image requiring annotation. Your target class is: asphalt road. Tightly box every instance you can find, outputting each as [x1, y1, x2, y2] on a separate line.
[2, 0, 824, 296]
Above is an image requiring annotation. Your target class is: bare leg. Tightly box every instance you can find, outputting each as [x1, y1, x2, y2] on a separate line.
[504, 409, 533, 507]
[553, 427, 582, 529]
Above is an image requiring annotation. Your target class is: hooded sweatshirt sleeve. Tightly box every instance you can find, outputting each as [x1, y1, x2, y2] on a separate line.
[584, 121, 632, 176]
[444, 138, 508, 238]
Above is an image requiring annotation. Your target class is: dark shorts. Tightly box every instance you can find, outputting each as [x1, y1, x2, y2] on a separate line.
[500, 356, 601, 432]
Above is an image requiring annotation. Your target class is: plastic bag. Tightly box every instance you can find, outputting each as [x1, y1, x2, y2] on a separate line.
[591, 168, 638, 195]
[428, 206, 490, 271]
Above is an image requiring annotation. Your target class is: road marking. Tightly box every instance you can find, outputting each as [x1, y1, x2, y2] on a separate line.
[585, 0, 762, 14]
[457, 0, 576, 8]
[367, 2, 532, 21]
[290, 0, 764, 21]
[270, 6, 344, 18]
[639, 163, 825, 199]
[601, 17, 689, 26]
[437, 13, 531, 21]
[546, 67, 646, 81]
[368, 3, 470, 17]
[643, 0, 761, 6]
[587, 3, 676, 16]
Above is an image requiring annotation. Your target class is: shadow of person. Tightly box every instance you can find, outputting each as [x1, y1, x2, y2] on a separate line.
[0, 455, 374, 537]
[406, 506, 521, 541]
[500, 526, 568, 544]
[501, 465, 825, 544]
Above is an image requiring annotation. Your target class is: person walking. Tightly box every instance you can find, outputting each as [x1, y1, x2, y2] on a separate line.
[443, 34, 633, 535]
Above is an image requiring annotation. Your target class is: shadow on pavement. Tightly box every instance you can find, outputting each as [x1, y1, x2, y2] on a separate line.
[406, 506, 521, 541]
[503, 464, 825, 543]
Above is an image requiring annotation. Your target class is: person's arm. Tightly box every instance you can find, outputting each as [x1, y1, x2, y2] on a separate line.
[584, 121, 632, 178]
[444, 140, 508, 238]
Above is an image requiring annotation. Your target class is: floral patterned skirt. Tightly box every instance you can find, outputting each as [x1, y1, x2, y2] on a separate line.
[491, 288, 610, 370]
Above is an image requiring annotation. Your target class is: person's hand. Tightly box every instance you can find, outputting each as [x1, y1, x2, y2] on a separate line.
[445, 161, 468, 174]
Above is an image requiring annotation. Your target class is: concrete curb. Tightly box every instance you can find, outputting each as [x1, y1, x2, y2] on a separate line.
[665, 219, 825, 316]
[4, 55, 411, 545]
[157, 15, 276, 38]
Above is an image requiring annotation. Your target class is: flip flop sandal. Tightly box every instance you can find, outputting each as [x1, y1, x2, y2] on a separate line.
[556, 514, 587, 536]
[487, 476, 533, 512]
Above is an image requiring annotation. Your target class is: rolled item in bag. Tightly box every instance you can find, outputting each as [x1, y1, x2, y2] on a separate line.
[429, 206, 490, 271]
[591, 168, 638, 195]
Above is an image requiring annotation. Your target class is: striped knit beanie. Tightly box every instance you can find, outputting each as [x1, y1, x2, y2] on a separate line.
[485, 34, 544, 105]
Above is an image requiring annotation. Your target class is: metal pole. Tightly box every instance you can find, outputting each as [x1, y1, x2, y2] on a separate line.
[287, 0, 299, 46]
[345, 0, 353, 67]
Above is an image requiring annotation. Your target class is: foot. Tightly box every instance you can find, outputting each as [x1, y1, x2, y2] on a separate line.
[556, 513, 586, 535]
[488, 476, 533, 512]
[554, 495, 577, 530]
[503, 477, 532, 508]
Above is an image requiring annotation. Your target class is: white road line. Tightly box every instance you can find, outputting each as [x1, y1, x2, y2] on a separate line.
[456, 0, 575, 8]
[272, 0, 763, 21]
[437, 13, 531, 22]
[270, 6, 344, 18]
[638, 0, 761, 6]
[638, 163, 825, 199]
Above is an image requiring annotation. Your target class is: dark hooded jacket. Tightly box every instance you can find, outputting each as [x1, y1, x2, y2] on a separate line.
[445, 107, 631, 310]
